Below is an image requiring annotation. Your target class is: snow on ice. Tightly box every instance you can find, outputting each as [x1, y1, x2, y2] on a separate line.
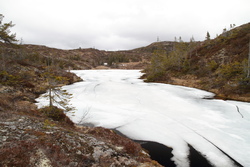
[36, 70, 250, 167]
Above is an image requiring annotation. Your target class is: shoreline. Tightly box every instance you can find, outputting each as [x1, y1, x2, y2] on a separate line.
[112, 129, 214, 167]
[169, 76, 250, 103]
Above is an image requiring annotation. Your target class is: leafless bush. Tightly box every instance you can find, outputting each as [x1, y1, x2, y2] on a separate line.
[78, 106, 91, 125]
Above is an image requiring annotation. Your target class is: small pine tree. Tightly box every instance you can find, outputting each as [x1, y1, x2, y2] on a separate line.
[40, 75, 75, 121]
[40, 62, 75, 121]
[179, 36, 183, 42]
[43, 72, 75, 112]
[174, 36, 177, 42]
[190, 36, 195, 43]
[0, 14, 17, 44]
[206, 31, 211, 41]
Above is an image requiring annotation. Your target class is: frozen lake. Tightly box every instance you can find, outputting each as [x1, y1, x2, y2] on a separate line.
[37, 70, 250, 167]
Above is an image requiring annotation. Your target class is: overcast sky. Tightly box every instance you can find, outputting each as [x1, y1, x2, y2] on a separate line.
[1, 0, 249, 50]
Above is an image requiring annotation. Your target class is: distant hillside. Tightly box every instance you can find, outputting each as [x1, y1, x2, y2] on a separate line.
[144, 22, 250, 101]
[0, 38, 177, 71]
[133, 41, 175, 53]
[1, 22, 249, 102]
[11, 44, 153, 70]
[0, 33, 161, 167]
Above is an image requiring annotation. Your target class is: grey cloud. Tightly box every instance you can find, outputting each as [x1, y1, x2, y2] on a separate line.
[1, 0, 249, 50]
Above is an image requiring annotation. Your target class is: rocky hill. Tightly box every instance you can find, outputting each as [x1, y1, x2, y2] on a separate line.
[0, 112, 161, 166]
[143, 22, 250, 102]
[187, 23, 250, 101]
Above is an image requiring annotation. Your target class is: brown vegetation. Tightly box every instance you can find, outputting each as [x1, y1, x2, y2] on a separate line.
[144, 23, 250, 101]
[0, 41, 162, 166]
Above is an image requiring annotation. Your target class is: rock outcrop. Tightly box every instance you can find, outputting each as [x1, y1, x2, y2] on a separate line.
[0, 112, 162, 167]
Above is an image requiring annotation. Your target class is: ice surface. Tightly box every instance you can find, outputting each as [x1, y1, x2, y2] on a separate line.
[36, 70, 250, 167]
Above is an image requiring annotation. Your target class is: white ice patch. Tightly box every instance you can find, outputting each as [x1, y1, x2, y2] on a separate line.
[36, 70, 250, 167]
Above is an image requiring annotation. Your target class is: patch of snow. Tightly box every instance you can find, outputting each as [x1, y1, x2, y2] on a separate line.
[36, 70, 250, 167]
